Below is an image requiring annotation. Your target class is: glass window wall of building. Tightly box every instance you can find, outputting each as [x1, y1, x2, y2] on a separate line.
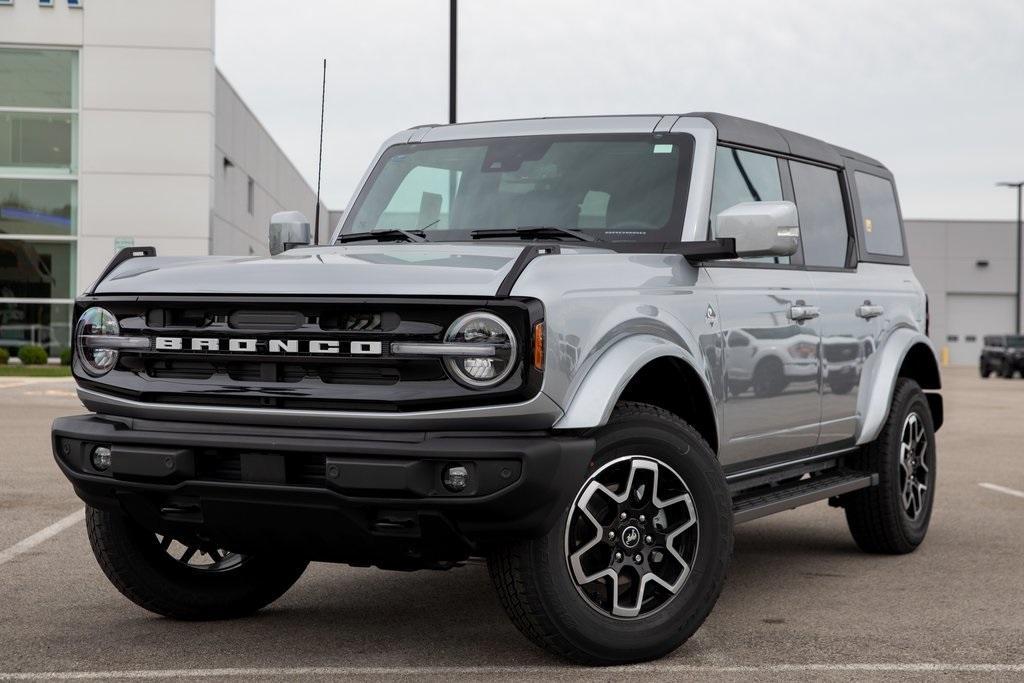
[0, 47, 78, 359]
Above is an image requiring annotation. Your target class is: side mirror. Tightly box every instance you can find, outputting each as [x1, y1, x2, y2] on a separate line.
[715, 201, 799, 258]
[269, 211, 311, 256]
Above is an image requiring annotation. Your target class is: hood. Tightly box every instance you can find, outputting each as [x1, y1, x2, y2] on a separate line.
[92, 243, 543, 297]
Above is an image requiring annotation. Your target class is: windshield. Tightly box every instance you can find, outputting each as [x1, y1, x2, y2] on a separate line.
[1008, 336, 1024, 347]
[339, 134, 694, 243]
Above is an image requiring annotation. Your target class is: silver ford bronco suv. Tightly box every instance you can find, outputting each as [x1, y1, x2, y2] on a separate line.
[53, 113, 942, 665]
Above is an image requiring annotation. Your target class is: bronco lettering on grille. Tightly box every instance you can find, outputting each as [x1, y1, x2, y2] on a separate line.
[153, 337, 383, 355]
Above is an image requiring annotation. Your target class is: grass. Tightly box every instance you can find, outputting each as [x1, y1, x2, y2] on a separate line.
[0, 365, 73, 377]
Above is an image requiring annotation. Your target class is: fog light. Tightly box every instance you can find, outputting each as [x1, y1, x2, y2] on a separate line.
[91, 446, 112, 471]
[442, 464, 469, 492]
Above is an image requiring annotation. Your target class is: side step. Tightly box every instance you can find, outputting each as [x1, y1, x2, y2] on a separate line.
[732, 470, 878, 524]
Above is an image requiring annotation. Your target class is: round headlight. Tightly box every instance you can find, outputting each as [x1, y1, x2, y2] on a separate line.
[75, 307, 120, 376]
[443, 312, 518, 388]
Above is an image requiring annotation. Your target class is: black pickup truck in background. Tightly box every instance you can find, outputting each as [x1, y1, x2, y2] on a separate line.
[980, 335, 1024, 378]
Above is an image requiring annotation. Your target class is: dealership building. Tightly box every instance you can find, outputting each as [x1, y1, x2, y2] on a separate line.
[905, 219, 1021, 365]
[0, 1, 1019, 365]
[0, 0, 325, 356]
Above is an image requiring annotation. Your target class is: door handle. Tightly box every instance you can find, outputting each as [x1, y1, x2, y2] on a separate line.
[857, 304, 884, 319]
[788, 305, 820, 322]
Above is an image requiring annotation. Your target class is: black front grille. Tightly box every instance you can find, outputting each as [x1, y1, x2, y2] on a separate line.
[79, 296, 544, 412]
[134, 358, 440, 386]
[148, 308, 397, 333]
[146, 360, 216, 380]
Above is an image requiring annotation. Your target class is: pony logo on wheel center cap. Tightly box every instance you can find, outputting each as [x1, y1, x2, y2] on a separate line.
[621, 525, 641, 549]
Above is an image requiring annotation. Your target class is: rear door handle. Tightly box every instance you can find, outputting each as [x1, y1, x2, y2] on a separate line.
[857, 304, 884, 319]
[788, 305, 820, 322]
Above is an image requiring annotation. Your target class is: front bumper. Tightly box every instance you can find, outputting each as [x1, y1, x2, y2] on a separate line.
[1006, 355, 1024, 370]
[53, 414, 594, 568]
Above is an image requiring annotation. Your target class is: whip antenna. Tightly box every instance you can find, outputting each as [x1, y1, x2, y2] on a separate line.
[314, 58, 326, 245]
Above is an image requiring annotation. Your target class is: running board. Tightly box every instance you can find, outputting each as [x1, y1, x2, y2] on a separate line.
[732, 470, 877, 524]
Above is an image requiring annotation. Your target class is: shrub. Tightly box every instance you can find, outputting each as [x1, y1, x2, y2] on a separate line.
[18, 345, 49, 366]
[0, 348, 8, 365]
[59, 348, 73, 366]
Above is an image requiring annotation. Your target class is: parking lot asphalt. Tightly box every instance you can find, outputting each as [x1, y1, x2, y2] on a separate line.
[0, 367, 1022, 681]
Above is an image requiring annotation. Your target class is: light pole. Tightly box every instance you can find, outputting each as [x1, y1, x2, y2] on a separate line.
[449, 0, 457, 124]
[998, 181, 1024, 334]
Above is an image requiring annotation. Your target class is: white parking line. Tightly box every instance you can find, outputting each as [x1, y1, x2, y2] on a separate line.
[24, 389, 78, 398]
[0, 380, 39, 390]
[0, 378, 74, 390]
[979, 482, 1024, 500]
[0, 664, 1023, 680]
[0, 508, 85, 567]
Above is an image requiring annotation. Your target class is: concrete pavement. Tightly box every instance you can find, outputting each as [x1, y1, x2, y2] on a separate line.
[0, 368, 1021, 680]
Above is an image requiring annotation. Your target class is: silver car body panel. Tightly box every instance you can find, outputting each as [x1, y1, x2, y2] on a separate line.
[702, 265, 821, 465]
[93, 243, 552, 297]
[855, 327, 937, 445]
[80, 114, 940, 468]
[552, 332, 716, 432]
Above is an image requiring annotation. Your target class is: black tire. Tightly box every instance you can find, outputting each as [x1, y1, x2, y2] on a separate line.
[1001, 361, 1016, 378]
[86, 506, 308, 620]
[843, 379, 936, 554]
[980, 363, 991, 378]
[488, 402, 732, 665]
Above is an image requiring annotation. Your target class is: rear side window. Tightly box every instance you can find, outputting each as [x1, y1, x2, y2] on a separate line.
[855, 171, 904, 257]
[790, 161, 849, 269]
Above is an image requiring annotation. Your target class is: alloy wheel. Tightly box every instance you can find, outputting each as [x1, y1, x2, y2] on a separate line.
[564, 455, 699, 619]
[898, 412, 930, 520]
[154, 534, 247, 573]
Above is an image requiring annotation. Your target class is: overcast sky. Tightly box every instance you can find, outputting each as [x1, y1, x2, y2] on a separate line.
[215, 0, 1024, 220]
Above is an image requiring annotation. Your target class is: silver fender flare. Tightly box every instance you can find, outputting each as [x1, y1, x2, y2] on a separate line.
[553, 334, 717, 435]
[855, 328, 940, 445]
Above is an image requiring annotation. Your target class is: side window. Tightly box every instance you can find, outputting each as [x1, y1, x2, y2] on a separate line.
[854, 171, 904, 257]
[790, 160, 849, 269]
[710, 146, 786, 263]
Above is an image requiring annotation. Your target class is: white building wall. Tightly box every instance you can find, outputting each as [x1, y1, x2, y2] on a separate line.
[0, 0, 217, 293]
[212, 72, 326, 256]
[905, 219, 1018, 364]
[76, 0, 215, 291]
[0, 0, 82, 45]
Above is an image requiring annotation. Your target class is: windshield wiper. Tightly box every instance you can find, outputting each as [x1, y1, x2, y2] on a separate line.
[470, 226, 597, 242]
[336, 229, 428, 244]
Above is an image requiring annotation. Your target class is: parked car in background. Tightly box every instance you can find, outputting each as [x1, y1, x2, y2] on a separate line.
[979, 335, 1024, 378]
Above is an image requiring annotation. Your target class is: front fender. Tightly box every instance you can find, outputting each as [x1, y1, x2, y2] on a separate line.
[856, 328, 941, 445]
[553, 334, 716, 432]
